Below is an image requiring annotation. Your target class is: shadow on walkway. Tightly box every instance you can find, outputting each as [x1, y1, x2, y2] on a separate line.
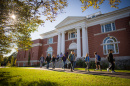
[40, 68, 130, 79]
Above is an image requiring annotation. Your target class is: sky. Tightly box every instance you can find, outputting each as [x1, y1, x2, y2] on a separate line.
[30, 0, 130, 40]
[4, 0, 130, 57]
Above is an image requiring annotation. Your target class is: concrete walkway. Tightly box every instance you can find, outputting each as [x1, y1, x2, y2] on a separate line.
[26, 67, 130, 79]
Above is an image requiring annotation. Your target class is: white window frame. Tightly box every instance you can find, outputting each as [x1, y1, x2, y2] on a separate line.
[68, 31, 77, 40]
[102, 37, 119, 55]
[101, 22, 116, 33]
[48, 37, 53, 44]
[47, 47, 53, 58]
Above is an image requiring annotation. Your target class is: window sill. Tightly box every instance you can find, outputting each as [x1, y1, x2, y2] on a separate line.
[94, 28, 126, 36]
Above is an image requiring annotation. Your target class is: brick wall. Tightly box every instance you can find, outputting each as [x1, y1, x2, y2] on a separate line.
[87, 16, 130, 58]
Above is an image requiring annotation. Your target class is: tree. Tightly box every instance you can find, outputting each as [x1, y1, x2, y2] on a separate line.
[28, 52, 31, 66]
[0, 0, 67, 55]
[80, 0, 121, 12]
[0, 55, 3, 66]
[11, 56, 14, 66]
[0, 0, 120, 56]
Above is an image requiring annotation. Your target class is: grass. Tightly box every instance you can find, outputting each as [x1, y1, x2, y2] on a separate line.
[0, 68, 130, 86]
[75, 68, 130, 73]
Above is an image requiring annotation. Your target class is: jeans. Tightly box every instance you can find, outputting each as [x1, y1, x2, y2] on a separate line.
[70, 61, 74, 71]
[109, 62, 115, 71]
[40, 61, 43, 67]
[47, 62, 50, 69]
[63, 61, 66, 69]
[85, 62, 90, 71]
[73, 61, 76, 70]
[52, 61, 55, 69]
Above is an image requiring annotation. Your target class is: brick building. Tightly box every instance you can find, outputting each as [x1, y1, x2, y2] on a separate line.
[16, 7, 130, 67]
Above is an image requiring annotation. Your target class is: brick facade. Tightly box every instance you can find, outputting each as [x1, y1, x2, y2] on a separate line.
[16, 7, 130, 66]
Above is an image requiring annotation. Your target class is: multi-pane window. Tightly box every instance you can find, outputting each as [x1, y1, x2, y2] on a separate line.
[101, 23, 116, 33]
[48, 38, 53, 44]
[68, 31, 77, 39]
[47, 47, 53, 58]
[103, 36, 119, 55]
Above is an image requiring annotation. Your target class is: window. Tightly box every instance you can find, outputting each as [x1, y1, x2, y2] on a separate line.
[68, 31, 77, 39]
[47, 47, 53, 58]
[101, 23, 116, 33]
[48, 38, 53, 44]
[103, 36, 119, 55]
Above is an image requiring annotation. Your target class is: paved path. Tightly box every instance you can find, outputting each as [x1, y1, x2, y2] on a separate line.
[26, 67, 130, 79]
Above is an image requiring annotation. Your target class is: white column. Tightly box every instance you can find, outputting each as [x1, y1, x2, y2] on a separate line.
[76, 27, 81, 58]
[57, 33, 61, 55]
[61, 31, 65, 54]
[86, 28, 89, 54]
[82, 27, 87, 57]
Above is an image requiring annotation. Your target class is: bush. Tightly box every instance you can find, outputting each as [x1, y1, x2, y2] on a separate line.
[76, 58, 86, 68]
[75, 59, 109, 69]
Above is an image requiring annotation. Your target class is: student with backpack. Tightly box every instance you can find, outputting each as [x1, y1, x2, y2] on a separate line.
[94, 52, 101, 71]
[107, 49, 115, 73]
[46, 54, 51, 69]
[84, 53, 90, 72]
[57, 54, 59, 61]
[62, 54, 67, 70]
[52, 54, 56, 69]
[39, 54, 44, 68]
[68, 51, 75, 72]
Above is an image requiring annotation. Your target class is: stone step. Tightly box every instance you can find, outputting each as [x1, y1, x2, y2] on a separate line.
[44, 58, 70, 68]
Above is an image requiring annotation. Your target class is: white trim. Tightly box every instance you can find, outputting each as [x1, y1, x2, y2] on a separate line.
[101, 41, 120, 45]
[32, 43, 42, 47]
[69, 42, 77, 50]
[102, 37, 119, 55]
[17, 60, 39, 63]
[44, 42, 57, 46]
[94, 28, 126, 36]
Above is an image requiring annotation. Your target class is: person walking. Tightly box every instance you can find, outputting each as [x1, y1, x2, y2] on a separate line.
[107, 49, 115, 73]
[52, 54, 56, 69]
[39, 54, 44, 68]
[46, 54, 51, 69]
[60, 53, 63, 59]
[84, 53, 90, 72]
[57, 54, 59, 61]
[94, 52, 101, 71]
[62, 54, 67, 70]
[68, 51, 75, 72]
[73, 52, 76, 71]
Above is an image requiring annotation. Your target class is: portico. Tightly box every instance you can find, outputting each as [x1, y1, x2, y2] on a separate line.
[56, 16, 89, 58]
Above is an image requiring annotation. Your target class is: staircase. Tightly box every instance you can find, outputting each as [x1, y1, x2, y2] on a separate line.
[44, 58, 70, 68]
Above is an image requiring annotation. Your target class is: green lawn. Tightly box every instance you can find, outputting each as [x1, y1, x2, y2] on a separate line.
[0, 68, 130, 86]
[75, 68, 130, 73]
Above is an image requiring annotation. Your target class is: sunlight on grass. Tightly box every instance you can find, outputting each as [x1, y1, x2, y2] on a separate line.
[0, 68, 130, 86]
[75, 68, 130, 73]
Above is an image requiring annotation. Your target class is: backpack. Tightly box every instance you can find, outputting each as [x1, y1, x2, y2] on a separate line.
[69, 54, 73, 61]
[97, 55, 101, 61]
[85, 56, 89, 62]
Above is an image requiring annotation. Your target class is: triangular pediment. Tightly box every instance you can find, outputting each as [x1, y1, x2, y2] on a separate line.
[55, 16, 86, 29]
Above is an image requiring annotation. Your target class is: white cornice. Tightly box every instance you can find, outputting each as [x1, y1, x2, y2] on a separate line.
[17, 60, 39, 63]
[40, 30, 58, 39]
[55, 16, 86, 29]
[86, 7, 130, 27]
[32, 43, 42, 47]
